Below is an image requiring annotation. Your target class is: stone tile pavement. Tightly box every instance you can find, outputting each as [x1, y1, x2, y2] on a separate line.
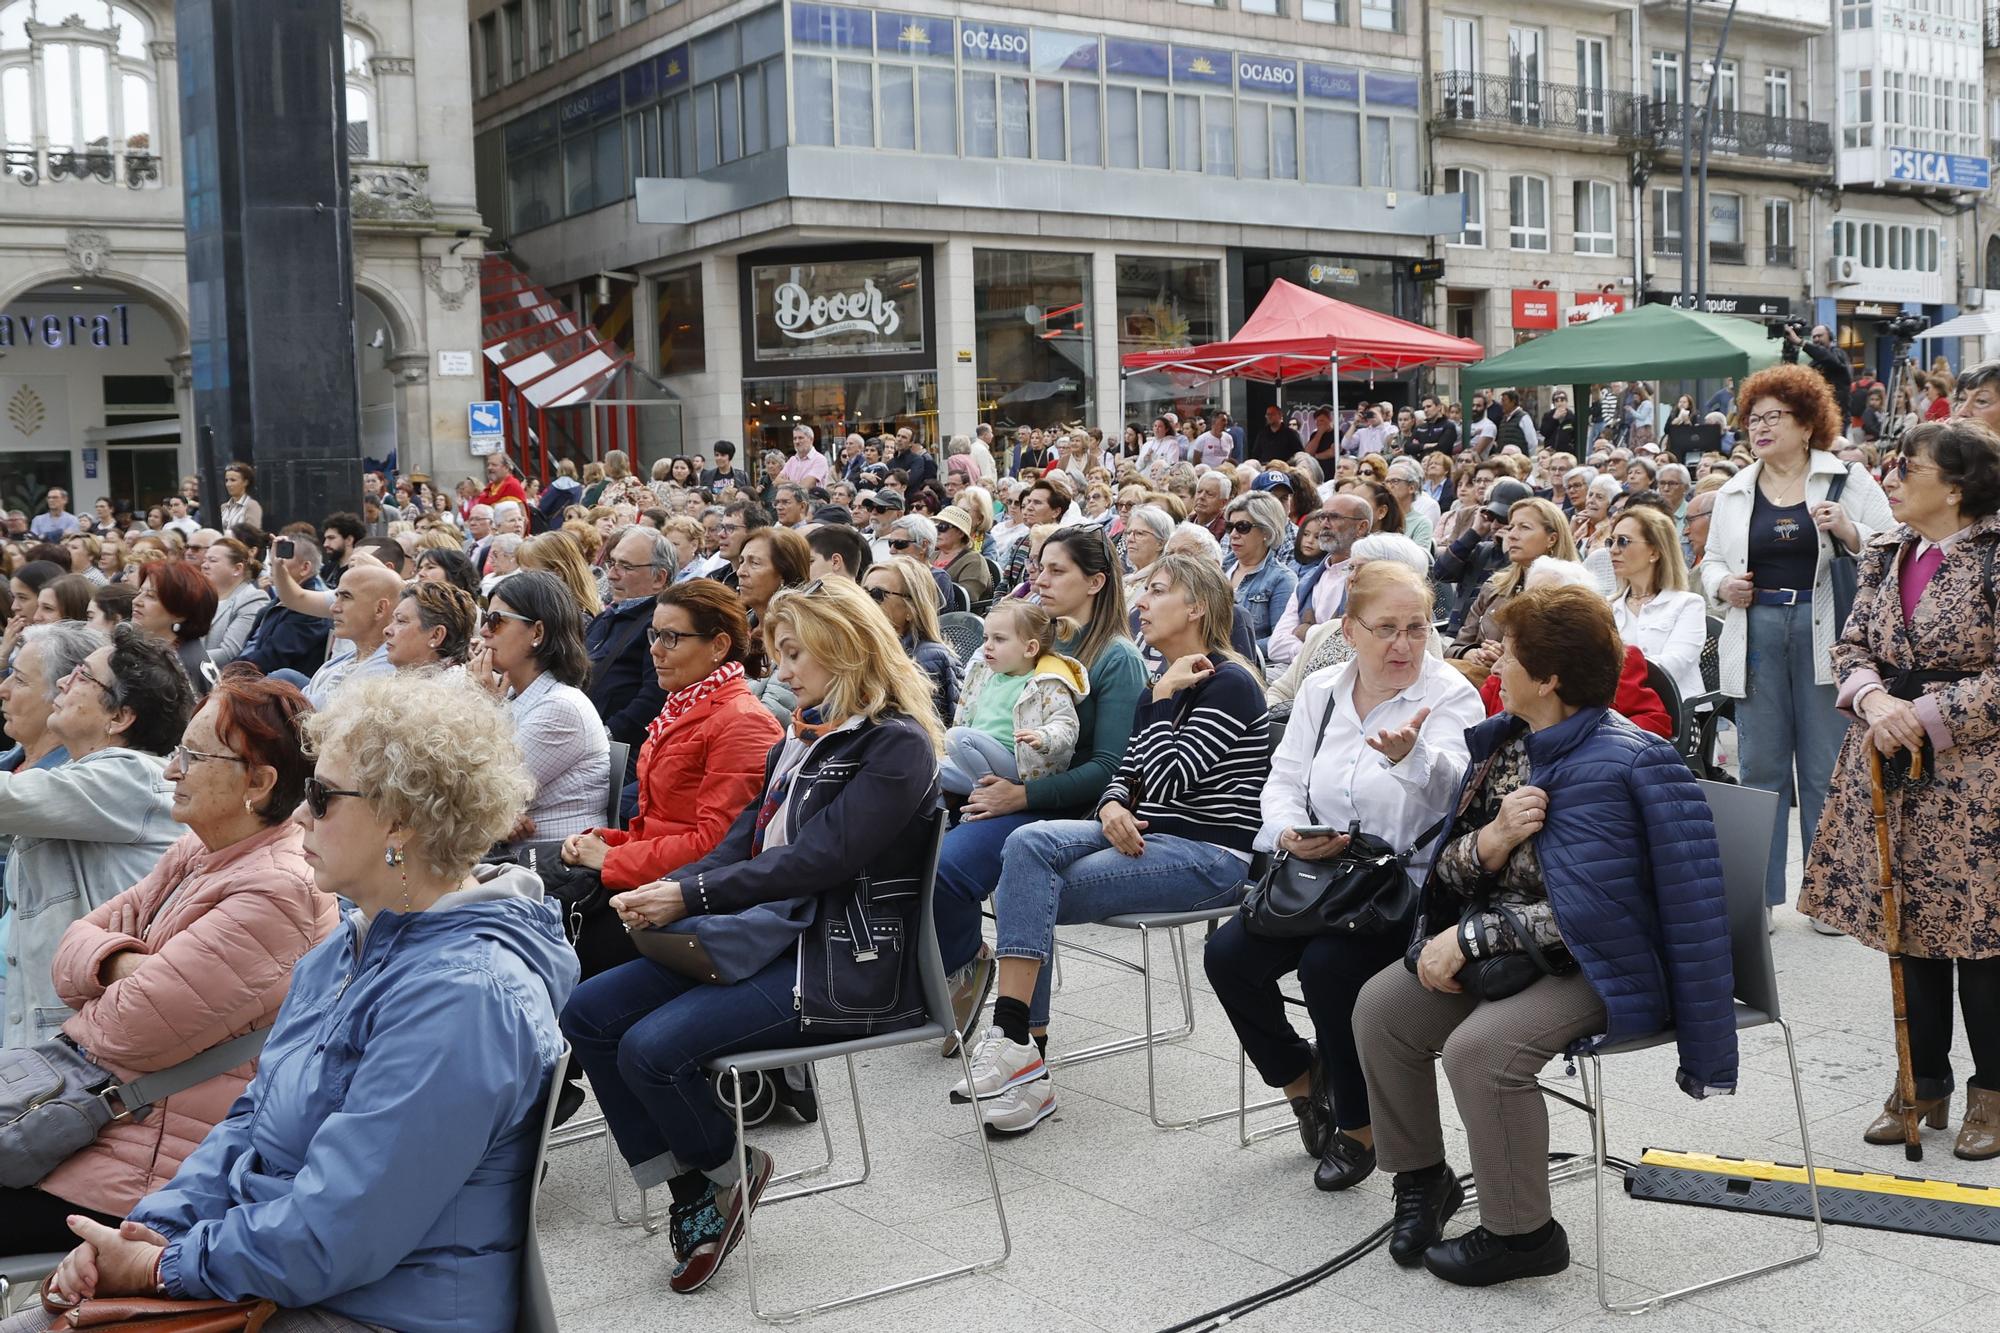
[538, 832, 1996, 1333]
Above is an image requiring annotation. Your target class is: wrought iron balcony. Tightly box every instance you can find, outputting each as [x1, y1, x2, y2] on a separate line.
[1431, 73, 1639, 139]
[1766, 243, 1797, 267]
[1654, 234, 1684, 258]
[3, 144, 160, 188]
[1640, 101, 1832, 166]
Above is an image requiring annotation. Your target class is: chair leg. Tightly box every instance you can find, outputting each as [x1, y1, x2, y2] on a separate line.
[604, 1126, 664, 1234]
[765, 1055, 873, 1204]
[767, 1065, 839, 1192]
[1050, 924, 1201, 1071]
[1584, 1028, 1824, 1315]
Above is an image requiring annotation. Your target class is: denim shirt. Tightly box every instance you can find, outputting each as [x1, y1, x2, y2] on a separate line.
[1226, 557, 1298, 653]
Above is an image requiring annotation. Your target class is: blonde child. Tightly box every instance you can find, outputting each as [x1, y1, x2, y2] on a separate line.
[941, 601, 1088, 795]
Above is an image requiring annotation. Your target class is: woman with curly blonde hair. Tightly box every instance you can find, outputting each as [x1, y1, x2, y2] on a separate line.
[22, 673, 575, 1333]
[560, 578, 942, 1295]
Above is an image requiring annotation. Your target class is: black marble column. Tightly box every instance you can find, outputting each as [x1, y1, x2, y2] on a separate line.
[177, 0, 360, 531]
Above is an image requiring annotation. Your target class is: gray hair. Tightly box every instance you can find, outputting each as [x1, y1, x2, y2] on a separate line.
[18, 622, 104, 699]
[1958, 359, 2000, 397]
[1165, 521, 1225, 564]
[492, 500, 523, 520]
[613, 524, 679, 576]
[489, 533, 524, 559]
[1196, 470, 1234, 499]
[699, 505, 725, 522]
[1526, 556, 1600, 592]
[286, 535, 323, 570]
[1289, 454, 1325, 487]
[1125, 504, 1176, 547]
[1566, 465, 1598, 488]
[1657, 462, 1692, 485]
[1349, 532, 1431, 580]
[945, 434, 972, 457]
[1386, 458, 1423, 485]
[1587, 474, 1624, 506]
[1224, 492, 1289, 547]
[889, 513, 938, 557]
[469, 503, 494, 520]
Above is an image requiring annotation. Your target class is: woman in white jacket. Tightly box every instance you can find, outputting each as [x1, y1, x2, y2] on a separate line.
[1697, 364, 1892, 911]
[1607, 504, 1706, 705]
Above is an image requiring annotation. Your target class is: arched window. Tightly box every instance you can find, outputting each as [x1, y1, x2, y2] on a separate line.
[0, 0, 157, 184]
[344, 28, 374, 159]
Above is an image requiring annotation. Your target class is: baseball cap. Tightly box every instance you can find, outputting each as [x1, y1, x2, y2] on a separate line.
[870, 489, 907, 512]
[813, 504, 855, 525]
[1482, 478, 1532, 521]
[1251, 470, 1294, 493]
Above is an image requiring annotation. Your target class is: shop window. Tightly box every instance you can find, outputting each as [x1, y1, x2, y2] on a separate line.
[508, 145, 561, 232]
[974, 249, 1093, 432]
[1708, 192, 1743, 263]
[654, 266, 706, 376]
[745, 252, 929, 366]
[1118, 254, 1220, 421]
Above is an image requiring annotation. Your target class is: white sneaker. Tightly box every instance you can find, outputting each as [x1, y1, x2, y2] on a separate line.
[948, 1027, 1044, 1103]
[979, 1074, 1056, 1137]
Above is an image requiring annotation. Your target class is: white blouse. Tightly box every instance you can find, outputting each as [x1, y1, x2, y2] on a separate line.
[1259, 654, 1487, 884]
[1612, 587, 1706, 706]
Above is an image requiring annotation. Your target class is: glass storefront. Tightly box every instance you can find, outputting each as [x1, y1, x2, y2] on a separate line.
[1233, 249, 1415, 413]
[742, 372, 938, 455]
[974, 249, 1093, 432]
[1116, 254, 1223, 426]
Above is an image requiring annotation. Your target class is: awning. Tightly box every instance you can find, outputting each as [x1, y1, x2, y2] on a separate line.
[1913, 310, 2000, 341]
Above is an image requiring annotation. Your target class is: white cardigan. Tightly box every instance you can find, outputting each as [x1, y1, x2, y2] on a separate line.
[1613, 588, 1707, 705]
[1696, 452, 1893, 697]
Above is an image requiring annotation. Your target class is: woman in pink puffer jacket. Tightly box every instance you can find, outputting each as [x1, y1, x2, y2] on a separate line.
[0, 669, 335, 1253]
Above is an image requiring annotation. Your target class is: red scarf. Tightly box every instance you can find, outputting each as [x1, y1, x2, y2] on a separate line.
[644, 660, 745, 746]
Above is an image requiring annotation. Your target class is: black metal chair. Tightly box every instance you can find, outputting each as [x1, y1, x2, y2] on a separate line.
[1640, 657, 1686, 747]
[1682, 615, 1736, 781]
[938, 610, 988, 667]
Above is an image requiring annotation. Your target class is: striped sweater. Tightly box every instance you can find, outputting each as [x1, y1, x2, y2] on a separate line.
[1097, 659, 1270, 856]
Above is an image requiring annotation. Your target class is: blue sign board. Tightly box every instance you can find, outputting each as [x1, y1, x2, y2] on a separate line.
[469, 401, 504, 440]
[1236, 56, 1298, 96]
[792, 3, 872, 51]
[877, 12, 952, 58]
[656, 43, 689, 92]
[504, 105, 559, 155]
[1365, 71, 1420, 108]
[1886, 146, 1991, 191]
[960, 19, 1029, 63]
[1171, 45, 1232, 87]
[558, 76, 622, 133]
[1104, 37, 1169, 80]
[1302, 62, 1360, 103]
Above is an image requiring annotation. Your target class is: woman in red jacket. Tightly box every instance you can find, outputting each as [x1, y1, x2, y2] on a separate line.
[559, 579, 782, 956]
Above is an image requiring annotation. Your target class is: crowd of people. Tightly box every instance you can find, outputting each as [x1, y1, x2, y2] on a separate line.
[0, 351, 1996, 1323]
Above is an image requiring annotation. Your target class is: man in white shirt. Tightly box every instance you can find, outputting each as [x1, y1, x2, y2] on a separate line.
[1193, 413, 1237, 466]
[1341, 407, 1391, 457]
[1266, 494, 1372, 666]
[302, 564, 399, 709]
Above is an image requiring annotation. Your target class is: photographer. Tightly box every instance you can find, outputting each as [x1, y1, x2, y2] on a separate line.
[1432, 479, 1527, 633]
[1782, 323, 1853, 413]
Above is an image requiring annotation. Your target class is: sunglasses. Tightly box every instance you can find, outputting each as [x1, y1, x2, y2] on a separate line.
[1226, 521, 1258, 536]
[303, 775, 364, 820]
[480, 608, 534, 633]
[885, 538, 918, 551]
[868, 586, 911, 604]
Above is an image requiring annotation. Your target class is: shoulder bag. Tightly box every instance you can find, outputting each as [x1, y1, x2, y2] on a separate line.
[1458, 901, 1577, 1002]
[39, 1285, 277, 1331]
[1823, 465, 1860, 633]
[0, 1028, 268, 1190]
[1242, 693, 1446, 940]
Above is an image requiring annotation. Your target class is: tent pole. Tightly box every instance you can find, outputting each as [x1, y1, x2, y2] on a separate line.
[1329, 356, 1340, 451]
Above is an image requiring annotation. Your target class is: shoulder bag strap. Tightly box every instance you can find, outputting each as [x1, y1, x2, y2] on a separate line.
[1298, 687, 1341, 826]
[108, 1027, 270, 1120]
[1492, 901, 1561, 976]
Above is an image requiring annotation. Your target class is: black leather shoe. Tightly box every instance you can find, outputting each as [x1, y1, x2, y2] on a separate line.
[1314, 1130, 1377, 1192]
[1388, 1166, 1463, 1267]
[1290, 1055, 1331, 1159]
[1423, 1222, 1571, 1287]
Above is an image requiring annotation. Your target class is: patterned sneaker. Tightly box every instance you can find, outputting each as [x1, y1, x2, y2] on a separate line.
[669, 1147, 775, 1295]
[668, 1187, 724, 1273]
[948, 1027, 1045, 1103]
[979, 1074, 1056, 1137]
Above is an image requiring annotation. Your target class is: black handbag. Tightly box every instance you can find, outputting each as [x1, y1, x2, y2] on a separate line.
[1241, 694, 1446, 940]
[1460, 901, 1575, 1002]
[796, 870, 926, 1037]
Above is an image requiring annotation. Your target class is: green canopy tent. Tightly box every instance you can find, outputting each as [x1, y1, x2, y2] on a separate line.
[1459, 302, 1782, 457]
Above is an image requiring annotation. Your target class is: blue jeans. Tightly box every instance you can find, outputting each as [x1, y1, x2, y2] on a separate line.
[993, 820, 1246, 1027]
[941, 727, 1020, 796]
[560, 954, 810, 1186]
[1736, 602, 1849, 906]
[935, 812, 1038, 981]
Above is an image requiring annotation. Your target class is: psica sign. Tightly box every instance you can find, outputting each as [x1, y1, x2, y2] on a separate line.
[1886, 147, 1991, 191]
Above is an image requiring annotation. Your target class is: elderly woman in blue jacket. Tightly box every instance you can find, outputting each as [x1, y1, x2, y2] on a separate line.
[1352, 584, 1735, 1289]
[1223, 491, 1297, 655]
[561, 577, 944, 1300]
[25, 674, 575, 1333]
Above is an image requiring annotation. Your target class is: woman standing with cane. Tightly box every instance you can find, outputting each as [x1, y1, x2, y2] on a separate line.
[1799, 420, 2000, 1162]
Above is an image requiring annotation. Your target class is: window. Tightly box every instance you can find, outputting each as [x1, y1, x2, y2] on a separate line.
[1507, 26, 1541, 125]
[653, 266, 706, 376]
[881, 22, 958, 156]
[1030, 30, 1099, 165]
[1651, 50, 1680, 105]
[1202, 95, 1233, 176]
[479, 15, 500, 94]
[595, 0, 613, 38]
[974, 250, 1092, 431]
[1507, 174, 1548, 251]
[795, 55, 833, 146]
[343, 29, 375, 159]
[1174, 93, 1200, 172]
[1652, 187, 1683, 255]
[1302, 106, 1358, 185]
[1359, 0, 1399, 33]
[504, 1, 524, 82]
[1241, 0, 1280, 11]
[1441, 16, 1477, 117]
[531, 0, 553, 68]
[836, 60, 873, 148]
[1709, 191, 1743, 263]
[1118, 255, 1222, 421]
[1765, 198, 1794, 264]
[0, 1, 158, 173]
[1443, 166, 1483, 246]
[1765, 67, 1792, 120]
[1573, 179, 1614, 255]
[1575, 37, 1608, 134]
[1841, 0, 1872, 30]
[1302, 1, 1341, 22]
[1843, 69, 1872, 148]
[564, 0, 584, 54]
[1708, 59, 1737, 115]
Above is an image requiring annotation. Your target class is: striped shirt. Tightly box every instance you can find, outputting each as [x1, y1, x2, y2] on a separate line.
[507, 672, 611, 845]
[1098, 659, 1269, 858]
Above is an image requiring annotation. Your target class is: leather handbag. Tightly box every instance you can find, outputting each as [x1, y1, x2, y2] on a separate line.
[1460, 902, 1575, 1002]
[1241, 694, 1445, 940]
[40, 1286, 277, 1332]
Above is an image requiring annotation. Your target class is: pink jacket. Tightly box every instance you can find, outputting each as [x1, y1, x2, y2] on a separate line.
[38, 821, 335, 1216]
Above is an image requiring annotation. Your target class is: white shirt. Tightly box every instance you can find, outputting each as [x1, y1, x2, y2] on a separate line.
[1260, 654, 1486, 882]
[1266, 557, 1354, 667]
[1343, 423, 1389, 456]
[1193, 431, 1235, 466]
[1611, 588, 1707, 705]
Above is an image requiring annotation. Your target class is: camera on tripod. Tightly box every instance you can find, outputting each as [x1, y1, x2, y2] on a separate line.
[1884, 313, 1931, 340]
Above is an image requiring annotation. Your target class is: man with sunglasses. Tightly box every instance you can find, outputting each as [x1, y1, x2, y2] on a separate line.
[299, 564, 400, 710]
[885, 513, 959, 612]
[584, 527, 679, 773]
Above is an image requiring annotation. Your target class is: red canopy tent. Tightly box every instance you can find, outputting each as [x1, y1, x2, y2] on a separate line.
[1118, 278, 1485, 425]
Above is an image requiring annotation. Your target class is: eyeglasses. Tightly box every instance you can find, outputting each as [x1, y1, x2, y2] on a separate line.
[1607, 534, 1643, 550]
[885, 538, 918, 551]
[303, 776, 365, 820]
[1743, 409, 1793, 430]
[480, 608, 534, 633]
[646, 626, 710, 650]
[1226, 521, 1258, 536]
[64, 663, 119, 705]
[867, 586, 911, 604]
[606, 558, 659, 575]
[170, 744, 245, 769]
[1354, 619, 1429, 644]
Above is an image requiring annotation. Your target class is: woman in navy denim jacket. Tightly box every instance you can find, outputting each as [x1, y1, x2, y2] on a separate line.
[1224, 492, 1298, 656]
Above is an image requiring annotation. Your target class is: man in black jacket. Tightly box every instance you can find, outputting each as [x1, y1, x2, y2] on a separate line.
[1782, 324, 1852, 411]
[237, 538, 331, 676]
[1431, 479, 1527, 631]
[1410, 396, 1459, 456]
[1249, 403, 1303, 462]
[586, 526, 678, 774]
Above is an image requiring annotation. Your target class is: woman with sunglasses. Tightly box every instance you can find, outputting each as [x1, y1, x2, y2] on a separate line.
[1223, 492, 1297, 656]
[0, 625, 189, 1054]
[470, 570, 611, 852]
[560, 577, 942, 1295]
[1698, 363, 1892, 914]
[0, 669, 333, 1253]
[863, 554, 961, 726]
[1606, 504, 1705, 705]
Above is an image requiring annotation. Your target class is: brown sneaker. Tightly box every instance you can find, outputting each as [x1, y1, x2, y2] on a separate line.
[941, 945, 994, 1058]
[1957, 1086, 2000, 1161]
[669, 1147, 775, 1295]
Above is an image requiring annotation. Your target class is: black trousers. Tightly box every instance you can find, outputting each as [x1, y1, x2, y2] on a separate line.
[1203, 916, 1408, 1132]
[1902, 954, 2000, 1095]
[0, 1185, 119, 1255]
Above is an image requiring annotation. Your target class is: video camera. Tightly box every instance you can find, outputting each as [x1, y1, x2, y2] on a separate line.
[1884, 313, 1931, 340]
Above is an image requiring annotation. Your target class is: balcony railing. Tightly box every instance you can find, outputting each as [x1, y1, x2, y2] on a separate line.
[3, 144, 160, 188]
[1655, 235, 1684, 258]
[1766, 243, 1797, 268]
[1710, 241, 1746, 265]
[1431, 73, 1639, 139]
[1640, 100, 1832, 166]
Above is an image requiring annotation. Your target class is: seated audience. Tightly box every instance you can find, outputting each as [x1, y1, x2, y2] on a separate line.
[586, 525, 678, 767]
[863, 554, 962, 728]
[236, 538, 331, 678]
[735, 525, 811, 725]
[382, 580, 477, 671]
[200, 537, 265, 666]
[0, 624, 97, 885]
[1448, 497, 1577, 670]
[87, 583, 135, 633]
[37, 572, 93, 623]
[1223, 492, 1297, 654]
[1606, 504, 1706, 705]
[805, 523, 871, 581]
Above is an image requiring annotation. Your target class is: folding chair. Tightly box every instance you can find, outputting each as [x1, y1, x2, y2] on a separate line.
[706, 815, 1010, 1322]
[937, 611, 987, 667]
[1546, 779, 1824, 1314]
[518, 1045, 572, 1333]
[603, 740, 630, 829]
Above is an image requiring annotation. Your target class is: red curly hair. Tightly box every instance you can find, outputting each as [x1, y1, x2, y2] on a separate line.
[1736, 362, 1845, 451]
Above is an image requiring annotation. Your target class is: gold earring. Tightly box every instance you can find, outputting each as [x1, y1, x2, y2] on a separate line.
[244, 797, 255, 814]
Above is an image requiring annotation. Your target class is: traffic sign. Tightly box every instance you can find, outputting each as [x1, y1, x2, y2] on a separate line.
[469, 400, 503, 438]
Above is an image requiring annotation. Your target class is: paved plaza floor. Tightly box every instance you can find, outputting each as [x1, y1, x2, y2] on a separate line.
[537, 835, 1995, 1333]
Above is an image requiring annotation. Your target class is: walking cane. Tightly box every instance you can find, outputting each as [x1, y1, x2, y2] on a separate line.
[1868, 745, 1925, 1163]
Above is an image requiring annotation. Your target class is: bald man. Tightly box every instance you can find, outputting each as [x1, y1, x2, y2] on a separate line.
[301, 563, 401, 708]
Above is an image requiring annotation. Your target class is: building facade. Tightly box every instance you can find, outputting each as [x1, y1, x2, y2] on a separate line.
[468, 0, 1462, 459]
[0, 0, 486, 520]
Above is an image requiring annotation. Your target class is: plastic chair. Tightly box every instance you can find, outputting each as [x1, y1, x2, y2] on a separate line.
[603, 740, 630, 830]
[518, 1045, 572, 1333]
[937, 610, 988, 667]
[1640, 657, 1687, 751]
[1683, 616, 1737, 782]
[704, 815, 1009, 1322]
[1552, 780, 1823, 1314]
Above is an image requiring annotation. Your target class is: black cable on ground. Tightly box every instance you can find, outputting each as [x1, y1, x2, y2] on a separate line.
[1156, 1152, 1629, 1333]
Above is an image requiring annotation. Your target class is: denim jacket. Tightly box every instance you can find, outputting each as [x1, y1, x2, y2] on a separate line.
[1226, 557, 1299, 654]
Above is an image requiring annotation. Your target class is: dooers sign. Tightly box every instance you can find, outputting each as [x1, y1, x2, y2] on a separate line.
[774, 278, 902, 341]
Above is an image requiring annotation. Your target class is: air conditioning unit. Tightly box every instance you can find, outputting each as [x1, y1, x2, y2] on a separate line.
[1825, 255, 1860, 286]
[1963, 287, 1987, 310]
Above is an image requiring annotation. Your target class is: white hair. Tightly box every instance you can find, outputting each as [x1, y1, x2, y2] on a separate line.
[1165, 521, 1224, 564]
[1657, 462, 1692, 485]
[1525, 556, 1600, 592]
[1587, 474, 1624, 506]
[492, 500, 523, 520]
[889, 513, 938, 556]
[1196, 471, 1233, 498]
[1126, 504, 1176, 546]
[1350, 532, 1432, 580]
[1386, 458, 1423, 485]
[1225, 492, 1290, 547]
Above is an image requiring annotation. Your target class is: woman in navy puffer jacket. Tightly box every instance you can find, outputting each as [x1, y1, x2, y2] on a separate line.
[1353, 585, 1736, 1290]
